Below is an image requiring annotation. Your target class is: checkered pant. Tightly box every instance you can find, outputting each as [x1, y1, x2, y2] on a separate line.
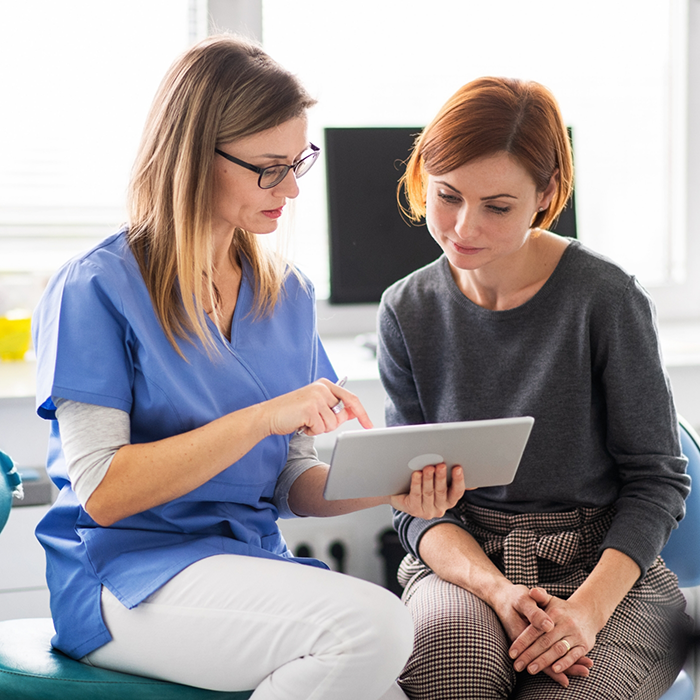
[396, 504, 690, 700]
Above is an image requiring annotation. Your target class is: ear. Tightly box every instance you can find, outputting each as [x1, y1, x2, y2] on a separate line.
[538, 168, 559, 210]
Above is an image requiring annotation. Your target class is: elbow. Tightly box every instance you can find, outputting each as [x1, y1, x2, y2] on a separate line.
[85, 507, 117, 528]
[84, 492, 119, 527]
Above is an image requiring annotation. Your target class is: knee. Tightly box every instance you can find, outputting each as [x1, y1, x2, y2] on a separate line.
[401, 604, 515, 699]
[349, 585, 414, 674]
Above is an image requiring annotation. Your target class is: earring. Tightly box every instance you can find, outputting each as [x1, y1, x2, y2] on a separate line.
[538, 207, 544, 212]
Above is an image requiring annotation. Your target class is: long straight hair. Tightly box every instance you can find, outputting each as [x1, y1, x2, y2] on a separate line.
[400, 77, 573, 232]
[127, 35, 315, 354]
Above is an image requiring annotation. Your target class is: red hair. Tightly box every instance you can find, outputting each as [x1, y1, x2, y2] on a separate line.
[401, 77, 573, 231]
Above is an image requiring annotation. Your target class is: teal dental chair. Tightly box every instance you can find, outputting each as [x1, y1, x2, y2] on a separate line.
[0, 450, 254, 699]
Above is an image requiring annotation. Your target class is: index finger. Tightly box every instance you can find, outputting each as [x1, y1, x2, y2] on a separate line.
[515, 592, 553, 632]
[334, 387, 373, 429]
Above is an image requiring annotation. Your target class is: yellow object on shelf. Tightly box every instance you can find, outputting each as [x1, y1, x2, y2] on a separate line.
[0, 315, 32, 361]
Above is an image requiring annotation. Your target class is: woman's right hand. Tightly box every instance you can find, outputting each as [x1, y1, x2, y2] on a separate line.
[262, 378, 373, 437]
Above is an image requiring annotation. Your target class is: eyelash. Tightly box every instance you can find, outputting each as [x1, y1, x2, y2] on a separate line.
[436, 192, 511, 215]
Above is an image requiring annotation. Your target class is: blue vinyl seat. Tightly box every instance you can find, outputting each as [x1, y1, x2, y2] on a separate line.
[658, 418, 700, 700]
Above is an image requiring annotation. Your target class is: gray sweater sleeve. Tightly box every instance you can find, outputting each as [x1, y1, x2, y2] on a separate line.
[590, 277, 688, 567]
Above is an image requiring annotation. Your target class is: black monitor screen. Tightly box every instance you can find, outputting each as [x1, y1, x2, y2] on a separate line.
[325, 127, 440, 304]
[325, 126, 576, 304]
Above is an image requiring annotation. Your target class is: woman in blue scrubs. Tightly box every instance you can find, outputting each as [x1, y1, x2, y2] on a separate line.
[31, 35, 465, 700]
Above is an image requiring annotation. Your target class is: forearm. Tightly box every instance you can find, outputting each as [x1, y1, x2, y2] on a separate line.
[568, 547, 640, 631]
[288, 462, 466, 520]
[87, 402, 269, 526]
[287, 465, 390, 517]
[418, 522, 510, 604]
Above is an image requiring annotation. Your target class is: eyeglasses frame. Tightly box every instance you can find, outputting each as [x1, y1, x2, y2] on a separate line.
[214, 143, 320, 189]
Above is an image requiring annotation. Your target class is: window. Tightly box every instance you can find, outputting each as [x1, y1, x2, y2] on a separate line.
[1, 0, 696, 324]
[0, 0, 198, 311]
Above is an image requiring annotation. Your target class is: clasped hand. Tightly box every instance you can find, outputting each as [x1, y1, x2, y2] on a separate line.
[498, 585, 595, 688]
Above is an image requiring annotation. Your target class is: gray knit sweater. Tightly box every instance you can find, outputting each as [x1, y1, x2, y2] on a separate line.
[379, 240, 690, 576]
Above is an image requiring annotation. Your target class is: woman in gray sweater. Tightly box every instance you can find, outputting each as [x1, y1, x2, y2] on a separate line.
[378, 77, 690, 700]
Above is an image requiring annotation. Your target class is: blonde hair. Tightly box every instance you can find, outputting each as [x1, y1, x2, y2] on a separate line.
[127, 35, 316, 354]
[401, 77, 573, 232]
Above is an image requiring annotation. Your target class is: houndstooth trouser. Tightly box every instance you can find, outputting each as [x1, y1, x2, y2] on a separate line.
[397, 504, 690, 700]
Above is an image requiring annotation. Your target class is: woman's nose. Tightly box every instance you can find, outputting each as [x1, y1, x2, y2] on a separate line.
[272, 169, 300, 199]
[454, 207, 474, 239]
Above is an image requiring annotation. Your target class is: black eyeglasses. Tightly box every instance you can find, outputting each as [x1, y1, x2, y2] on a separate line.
[214, 143, 320, 189]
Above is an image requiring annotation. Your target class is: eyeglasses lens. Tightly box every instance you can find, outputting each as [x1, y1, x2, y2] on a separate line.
[260, 166, 288, 189]
[258, 148, 319, 189]
[295, 150, 319, 179]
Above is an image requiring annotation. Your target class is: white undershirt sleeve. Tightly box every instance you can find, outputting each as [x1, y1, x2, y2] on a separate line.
[272, 432, 324, 519]
[54, 398, 130, 508]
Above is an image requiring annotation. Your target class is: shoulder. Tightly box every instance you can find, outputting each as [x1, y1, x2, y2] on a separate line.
[380, 256, 448, 313]
[557, 241, 658, 339]
[36, 229, 147, 335]
[275, 264, 318, 317]
[50, 229, 138, 295]
[563, 239, 639, 296]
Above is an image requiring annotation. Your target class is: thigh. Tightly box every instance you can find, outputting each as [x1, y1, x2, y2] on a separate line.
[399, 572, 516, 700]
[86, 554, 414, 700]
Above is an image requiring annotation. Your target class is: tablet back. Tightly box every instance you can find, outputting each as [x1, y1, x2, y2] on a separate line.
[323, 417, 534, 500]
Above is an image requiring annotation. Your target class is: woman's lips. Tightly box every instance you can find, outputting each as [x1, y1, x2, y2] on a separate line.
[262, 207, 284, 219]
[452, 240, 483, 255]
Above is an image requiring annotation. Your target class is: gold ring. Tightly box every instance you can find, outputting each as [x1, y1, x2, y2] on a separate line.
[561, 639, 571, 654]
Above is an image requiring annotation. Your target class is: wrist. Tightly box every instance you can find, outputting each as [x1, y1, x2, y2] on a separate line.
[245, 402, 273, 441]
[566, 588, 612, 633]
[480, 574, 514, 613]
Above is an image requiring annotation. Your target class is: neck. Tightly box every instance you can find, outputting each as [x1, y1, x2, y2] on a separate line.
[451, 232, 566, 311]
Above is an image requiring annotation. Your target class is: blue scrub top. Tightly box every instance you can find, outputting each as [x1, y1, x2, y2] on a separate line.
[32, 230, 336, 659]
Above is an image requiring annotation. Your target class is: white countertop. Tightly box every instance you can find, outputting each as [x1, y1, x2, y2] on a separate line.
[3, 322, 700, 400]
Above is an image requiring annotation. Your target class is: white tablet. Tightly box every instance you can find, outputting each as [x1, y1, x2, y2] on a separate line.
[323, 416, 534, 500]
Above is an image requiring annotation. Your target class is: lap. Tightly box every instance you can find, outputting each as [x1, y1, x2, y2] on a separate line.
[86, 554, 414, 699]
[397, 559, 688, 700]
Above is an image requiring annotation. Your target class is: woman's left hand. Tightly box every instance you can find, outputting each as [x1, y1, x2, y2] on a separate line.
[390, 463, 466, 519]
[508, 587, 597, 681]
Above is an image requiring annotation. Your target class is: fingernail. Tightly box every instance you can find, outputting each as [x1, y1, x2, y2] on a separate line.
[543, 620, 553, 631]
[509, 649, 518, 659]
[553, 664, 561, 673]
[514, 661, 524, 671]
[528, 664, 538, 674]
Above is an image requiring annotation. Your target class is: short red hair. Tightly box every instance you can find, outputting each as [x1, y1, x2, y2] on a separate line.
[401, 77, 574, 231]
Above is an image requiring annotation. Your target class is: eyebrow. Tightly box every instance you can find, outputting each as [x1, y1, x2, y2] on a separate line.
[256, 144, 312, 161]
[435, 181, 518, 200]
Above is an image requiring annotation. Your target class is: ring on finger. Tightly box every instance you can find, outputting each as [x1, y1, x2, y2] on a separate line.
[561, 639, 571, 654]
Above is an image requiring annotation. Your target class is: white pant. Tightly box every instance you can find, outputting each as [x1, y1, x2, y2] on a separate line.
[84, 554, 413, 700]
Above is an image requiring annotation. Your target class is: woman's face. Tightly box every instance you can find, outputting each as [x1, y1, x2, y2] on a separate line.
[212, 116, 310, 237]
[425, 151, 556, 273]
